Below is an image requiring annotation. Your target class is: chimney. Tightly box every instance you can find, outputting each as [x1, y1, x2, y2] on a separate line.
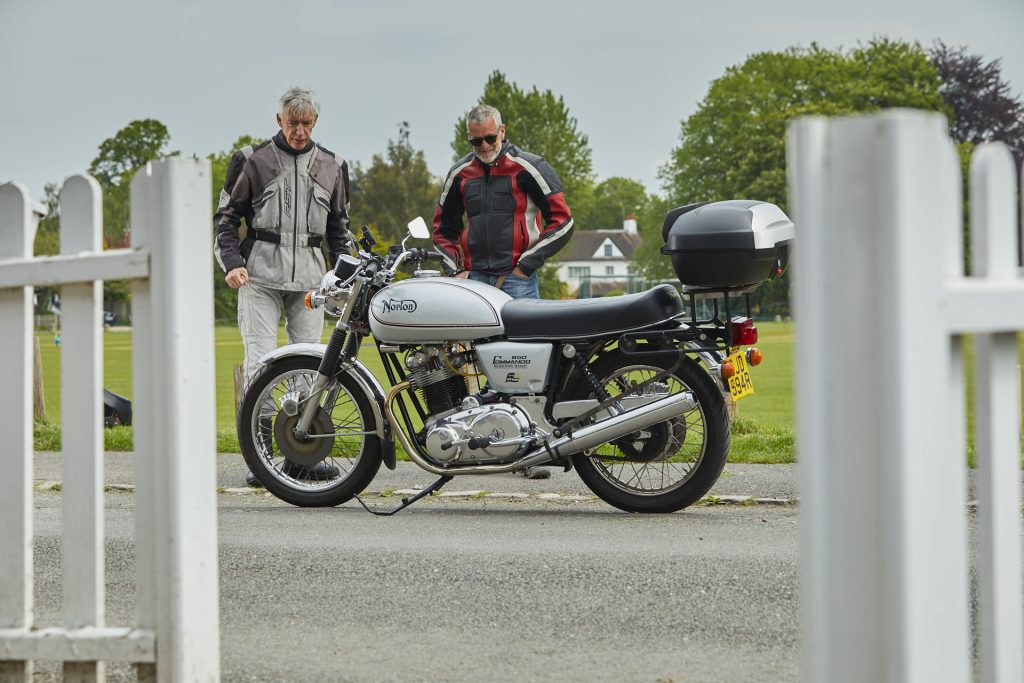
[623, 214, 637, 234]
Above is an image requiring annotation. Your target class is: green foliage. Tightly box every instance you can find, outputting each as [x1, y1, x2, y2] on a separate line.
[34, 183, 61, 256]
[32, 184, 62, 315]
[87, 119, 177, 319]
[452, 70, 595, 220]
[579, 176, 650, 230]
[538, 259, 567, 299]
[89, 119, 177, 245]
[208, 134, 265, 321]
[349, 122, 439, 243]
[630, 194, 675, 282]
[658, 38, 950, 314]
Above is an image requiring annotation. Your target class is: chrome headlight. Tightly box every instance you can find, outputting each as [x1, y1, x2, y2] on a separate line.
[323, 285, 352, 317]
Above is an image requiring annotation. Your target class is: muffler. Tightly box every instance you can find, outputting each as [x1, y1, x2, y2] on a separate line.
[529, 390, 696, 463]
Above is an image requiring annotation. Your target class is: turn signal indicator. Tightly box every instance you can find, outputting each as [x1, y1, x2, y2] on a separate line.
[720, 359, 736, 380]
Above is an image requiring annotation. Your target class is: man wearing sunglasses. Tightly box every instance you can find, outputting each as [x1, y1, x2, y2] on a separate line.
[433, 104, 575, 478]
[433, 103, 574, 300]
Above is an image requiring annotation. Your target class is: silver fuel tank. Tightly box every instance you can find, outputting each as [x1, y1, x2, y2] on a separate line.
[368, 277, 511, 343]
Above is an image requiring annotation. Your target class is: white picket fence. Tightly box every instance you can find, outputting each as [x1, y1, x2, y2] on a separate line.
[791, 109, 1024, 682]
[0, 159, 220, 682]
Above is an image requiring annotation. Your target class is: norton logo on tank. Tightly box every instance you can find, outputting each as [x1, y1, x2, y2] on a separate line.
[382, 299, 417, 314]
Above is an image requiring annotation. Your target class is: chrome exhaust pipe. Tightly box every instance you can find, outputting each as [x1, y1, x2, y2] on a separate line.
[516, 390, 696, 468]
[385, 381, 695, 476]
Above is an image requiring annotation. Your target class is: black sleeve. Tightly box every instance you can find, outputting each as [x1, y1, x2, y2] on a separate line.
[213, 151, 252, 273]
[325, 159, 352, 264]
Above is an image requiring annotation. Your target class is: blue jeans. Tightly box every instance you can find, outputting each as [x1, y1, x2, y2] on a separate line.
[467, 270, 539, 299]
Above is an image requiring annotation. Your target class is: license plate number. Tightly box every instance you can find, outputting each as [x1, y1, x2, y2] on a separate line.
[726, 351, 754, 401]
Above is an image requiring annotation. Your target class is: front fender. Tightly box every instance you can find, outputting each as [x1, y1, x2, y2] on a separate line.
[258, 343, 390, 442]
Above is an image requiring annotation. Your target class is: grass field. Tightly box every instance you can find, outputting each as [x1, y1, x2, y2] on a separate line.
[32, 321, 1022, 465]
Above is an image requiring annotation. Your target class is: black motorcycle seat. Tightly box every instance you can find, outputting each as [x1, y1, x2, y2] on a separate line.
[501, 284, 685, 340]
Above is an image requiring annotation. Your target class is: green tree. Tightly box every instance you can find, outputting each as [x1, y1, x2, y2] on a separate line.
[654, 38, 950, 314]
[33, 183, 61, 256]
[451, 71, 595, 221]
[207, 135, 264, 321]
[89, 119, 177, 245]
[350, 122, 439, 243]
[583, 176, 650, 230]
[537, 258, 568, 299]
[88, 119, 176, 320]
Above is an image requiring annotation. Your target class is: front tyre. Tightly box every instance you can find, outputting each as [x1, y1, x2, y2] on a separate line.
[238, 355, 381, 507]
[569, 352, 730, 513]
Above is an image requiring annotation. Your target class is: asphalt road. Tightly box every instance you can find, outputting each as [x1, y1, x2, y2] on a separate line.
[27, 476, 800, 683]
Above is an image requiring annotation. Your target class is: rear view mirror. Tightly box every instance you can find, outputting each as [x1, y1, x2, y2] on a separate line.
[407, 216, 430, 239]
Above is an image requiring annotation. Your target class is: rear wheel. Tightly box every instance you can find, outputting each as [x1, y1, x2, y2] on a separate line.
[567, 351, 729, 513]
[238, 355, 381, 507]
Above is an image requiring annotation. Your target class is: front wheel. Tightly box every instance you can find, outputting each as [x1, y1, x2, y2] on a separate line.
[567, 351, 730, 513]
[237, 355, 381, 507]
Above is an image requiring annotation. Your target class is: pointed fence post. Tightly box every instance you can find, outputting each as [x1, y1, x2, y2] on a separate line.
[791, 110, 971, 682]
[969, 143, 1024, 683]
[59, 174, 106, 682]
[0, 183, 43, 683]
[130, 158, 220, 682]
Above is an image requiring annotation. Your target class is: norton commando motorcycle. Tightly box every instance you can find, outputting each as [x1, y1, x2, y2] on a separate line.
[238, 201, 793, 514]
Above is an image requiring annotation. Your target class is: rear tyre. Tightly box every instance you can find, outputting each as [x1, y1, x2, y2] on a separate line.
[567, 351, 730, 513]
[238, 355, 381, 507]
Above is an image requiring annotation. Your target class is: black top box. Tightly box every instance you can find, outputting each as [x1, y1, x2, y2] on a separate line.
[660, 200, 794, 290]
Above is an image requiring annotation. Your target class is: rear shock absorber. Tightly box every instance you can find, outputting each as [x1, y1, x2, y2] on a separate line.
[568, 348, 621, 415]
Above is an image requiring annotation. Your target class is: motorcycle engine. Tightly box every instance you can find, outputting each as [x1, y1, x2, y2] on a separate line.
[405, 345, 535, 465]
[424, 403, 533, 464]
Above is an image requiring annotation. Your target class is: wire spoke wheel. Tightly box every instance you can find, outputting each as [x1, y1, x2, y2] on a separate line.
[569, 352, 729, 513]
[239, 356, 381, 507]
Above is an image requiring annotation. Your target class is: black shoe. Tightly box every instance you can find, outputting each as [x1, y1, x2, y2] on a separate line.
[244, 470, 263, 488]
[281, 459, 340, 481]
[521, 466, 552, 480]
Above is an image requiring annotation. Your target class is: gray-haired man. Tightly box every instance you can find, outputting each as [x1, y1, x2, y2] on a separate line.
[214, 87, 352, 486]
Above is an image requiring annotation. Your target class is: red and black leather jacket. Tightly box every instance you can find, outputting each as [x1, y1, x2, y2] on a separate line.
[432, 142, 574, 276]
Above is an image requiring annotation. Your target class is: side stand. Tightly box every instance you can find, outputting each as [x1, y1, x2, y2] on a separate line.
[353, 475, 453, 516]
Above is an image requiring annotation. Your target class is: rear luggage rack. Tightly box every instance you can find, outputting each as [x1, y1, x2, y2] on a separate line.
[617, 284, 757, 355]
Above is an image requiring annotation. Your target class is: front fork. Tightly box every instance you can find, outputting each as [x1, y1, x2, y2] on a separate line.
[293, 277, 365, 437]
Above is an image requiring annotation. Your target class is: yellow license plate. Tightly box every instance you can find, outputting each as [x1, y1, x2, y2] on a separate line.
[726, 351, 754, 401]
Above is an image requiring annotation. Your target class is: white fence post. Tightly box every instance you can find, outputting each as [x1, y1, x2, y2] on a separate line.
[790, 110, 972, 682]
[130, 159, 220, 682]
[0, 183, 43, 683]
[792, 109, 1024, 683]
[59, 174, 107, 683]
[969, 144, 1023, 683]
[0, 159, 219, 681]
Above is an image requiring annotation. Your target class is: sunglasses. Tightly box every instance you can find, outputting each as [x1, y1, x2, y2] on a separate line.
[468, 134, 499, 147]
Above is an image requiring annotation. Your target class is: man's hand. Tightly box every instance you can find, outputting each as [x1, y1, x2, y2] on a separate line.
[226, 267, 249, 288]
[512, 267, 528, 278]
[455, 270, 470, 279]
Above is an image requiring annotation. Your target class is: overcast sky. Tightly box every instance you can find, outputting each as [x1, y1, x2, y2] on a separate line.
[2, 0, 1022, 207]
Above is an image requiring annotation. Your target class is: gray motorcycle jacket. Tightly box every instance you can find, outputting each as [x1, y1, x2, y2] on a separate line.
[214, 132, 351, 291]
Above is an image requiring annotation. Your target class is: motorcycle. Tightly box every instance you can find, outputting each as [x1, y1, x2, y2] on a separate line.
[238, 201, 793, 514]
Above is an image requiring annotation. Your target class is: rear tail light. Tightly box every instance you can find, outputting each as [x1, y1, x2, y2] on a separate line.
[730, 317, 758, 346]
[746, 347, 763, 366]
